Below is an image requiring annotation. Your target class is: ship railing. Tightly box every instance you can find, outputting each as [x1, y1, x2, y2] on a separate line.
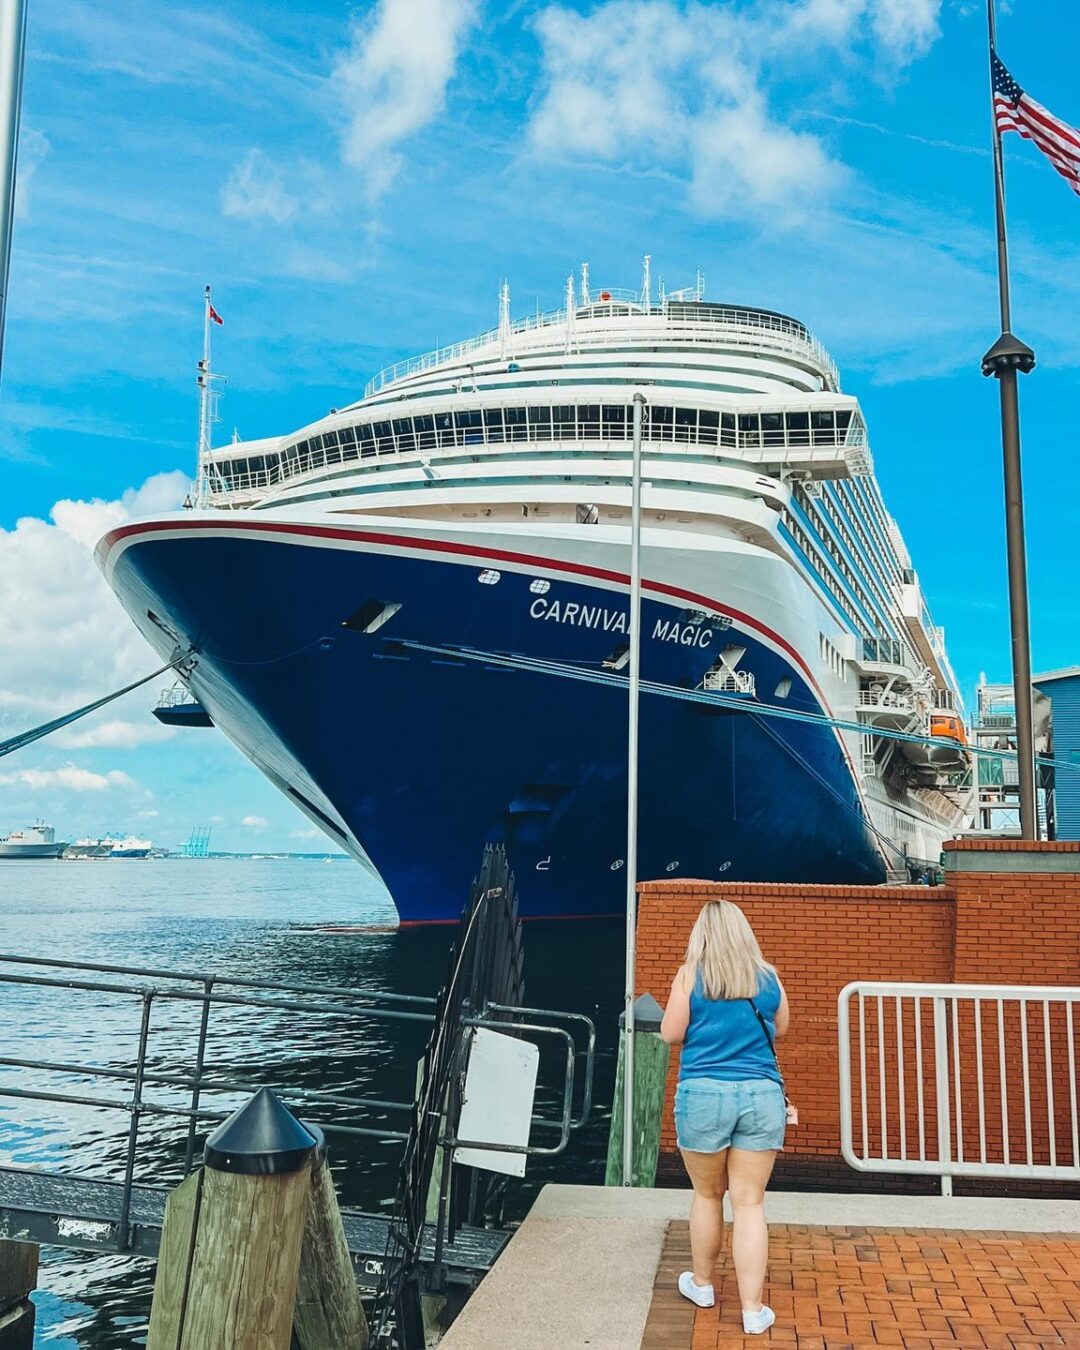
[702, 670, 756, 696]
[203, 413, 865, 502]
[838, 980, 1080, 1196]
[857, 689, 916, 712]
[363, 305, 840, 398]
[0, 951, 596, 1251]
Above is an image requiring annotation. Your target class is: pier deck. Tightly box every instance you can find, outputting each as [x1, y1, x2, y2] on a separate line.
[440, 1185, 1080, 1350]
[0, 1164, 507, 1294]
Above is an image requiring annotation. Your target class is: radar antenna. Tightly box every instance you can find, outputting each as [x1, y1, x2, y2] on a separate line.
[580, 261, 590, 306]
[641, 253, 651, 311]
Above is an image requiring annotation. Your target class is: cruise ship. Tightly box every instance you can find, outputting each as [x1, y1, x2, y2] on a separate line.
[98, 267, 970, 923]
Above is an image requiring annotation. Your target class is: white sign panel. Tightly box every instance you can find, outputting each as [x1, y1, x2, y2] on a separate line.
[454, 1027, 539, 1178]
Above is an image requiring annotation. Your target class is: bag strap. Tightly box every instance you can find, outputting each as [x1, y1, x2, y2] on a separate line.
[747, 997, 789, 1102]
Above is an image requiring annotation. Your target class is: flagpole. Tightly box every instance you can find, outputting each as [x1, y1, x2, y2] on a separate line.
[0, 0, 27, 388]
[982, 0, 1038, 839]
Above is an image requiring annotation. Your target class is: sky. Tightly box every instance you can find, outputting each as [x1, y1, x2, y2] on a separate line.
[1, 0, 1078, 853]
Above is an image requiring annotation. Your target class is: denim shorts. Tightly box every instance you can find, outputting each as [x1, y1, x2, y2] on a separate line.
[674, 1077, 786, 1153]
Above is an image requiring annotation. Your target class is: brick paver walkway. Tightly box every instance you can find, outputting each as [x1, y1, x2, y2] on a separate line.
[644, 1221, 1080, 1350]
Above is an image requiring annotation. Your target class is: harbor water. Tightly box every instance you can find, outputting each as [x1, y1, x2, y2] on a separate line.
[0, 858, 624, 1347]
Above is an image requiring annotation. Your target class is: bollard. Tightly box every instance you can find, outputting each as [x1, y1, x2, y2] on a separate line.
[147, 1087, 318, 1350]
[294, 1151, 369, 1350]
[604, 993, 670, 1187]
[0, 1241, 37, 1349]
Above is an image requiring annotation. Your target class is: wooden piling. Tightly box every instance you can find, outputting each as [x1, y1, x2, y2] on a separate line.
[147, 1087, 319, 1350]
[0, 1241, 36, 1350]
[605, 993, 670, 1187]
[293, 1154, 369, 1350]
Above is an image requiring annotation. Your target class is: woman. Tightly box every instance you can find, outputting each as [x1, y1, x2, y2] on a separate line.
[660, 900, 790, 1335]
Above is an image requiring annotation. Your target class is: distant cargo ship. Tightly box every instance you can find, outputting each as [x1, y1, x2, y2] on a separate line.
[0, 824, 67, 860]
[107, 836, 154, 859]
[100, 266, 971, 923]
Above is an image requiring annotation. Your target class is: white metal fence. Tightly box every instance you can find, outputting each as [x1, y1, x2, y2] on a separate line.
[838, 981, 1080, 1193]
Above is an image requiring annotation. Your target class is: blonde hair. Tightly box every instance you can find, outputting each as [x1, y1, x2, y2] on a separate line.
[684, 900, 774, 1000]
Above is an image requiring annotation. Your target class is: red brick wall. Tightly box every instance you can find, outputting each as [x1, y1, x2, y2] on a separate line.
[636, 842, 1080, 1183]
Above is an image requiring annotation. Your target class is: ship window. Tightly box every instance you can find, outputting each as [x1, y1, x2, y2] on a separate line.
[504, 406, 527, 441]
[372, 421, 393, 454]
[579, 404, 600, 439]
[674, 407, 697, 443]
[602, 404, 627, 437]
[720, 412, 736, 446]
[413, 414, 435, 450]
[483, 408, 505, 443]
[761, 412, 784, 447]
[529, 406, 552, 440]
[835, 409, 853, 434]
[338, 426, 356, 447]
[393, 417, 416, 451]
[358, 425, 376, 457]
[552, 405, 575, 438]
[650, 406, 673, 441]
[811, 409, 834, 444]
[785, 411, 809, 446]
[434, 411, 456, 446]
[699, 410, 719, 446]
[739, 413, 761, 445]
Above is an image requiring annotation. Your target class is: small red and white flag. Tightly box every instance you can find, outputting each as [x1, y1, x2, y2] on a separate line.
[208, 301, 224, 326]
[993, 52, 1080, 196]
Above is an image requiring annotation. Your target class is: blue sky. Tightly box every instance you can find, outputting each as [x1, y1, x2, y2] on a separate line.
[1, 0, 1078, 853]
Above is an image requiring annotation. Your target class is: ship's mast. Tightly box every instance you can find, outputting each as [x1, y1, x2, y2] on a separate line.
[195, 286, 225, 505]
[640, 253, 651, 311]
[564, 272, 576, 355]
[498, 279, 512, 361]
[580, 261, 590, 306]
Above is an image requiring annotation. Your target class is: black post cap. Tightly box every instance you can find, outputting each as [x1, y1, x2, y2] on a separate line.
[981, 330, 1036, 377]
[204, 1087, 320, 1175]
[618, 992, 665, 1033]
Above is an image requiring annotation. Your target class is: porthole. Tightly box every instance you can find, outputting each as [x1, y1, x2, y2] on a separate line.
[478, 570, 501, 585]
[530, 579, 550, 595]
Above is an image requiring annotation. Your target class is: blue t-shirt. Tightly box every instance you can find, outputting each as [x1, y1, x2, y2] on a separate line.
[678, 968, 782, 1085]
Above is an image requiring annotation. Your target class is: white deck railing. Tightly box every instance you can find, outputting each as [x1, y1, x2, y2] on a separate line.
[838, 981, 1080, 1194]
[362, 306, 841, 398]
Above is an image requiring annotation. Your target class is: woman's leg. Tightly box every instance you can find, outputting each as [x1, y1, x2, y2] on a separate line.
[678, 1148, 729, 1285]
[726, 1147, 777, 1311]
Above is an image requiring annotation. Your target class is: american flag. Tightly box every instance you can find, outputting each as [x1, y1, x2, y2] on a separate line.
[992, 52, 1080, 196]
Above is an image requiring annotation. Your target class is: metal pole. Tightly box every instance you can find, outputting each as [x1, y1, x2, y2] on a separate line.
[983, 0, 1038, 838]
[622, 392, 645, 1185]
[0, 0, 27, 386]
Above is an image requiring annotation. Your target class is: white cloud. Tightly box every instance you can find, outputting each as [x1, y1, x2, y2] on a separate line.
[0, 766, 136, 792]
[241, 814, 267, 829]
[290, 827, 321, 839]
[209, 814, 225, 824]
[14, 127, 50, 223]
[56, 719, 175, 750]
[334, 0, 479, 198]
[0, 471, 189, 735]
[221, 149, 298, 224]
[138, 809, 160, 819]
[528, 0, 942, 222]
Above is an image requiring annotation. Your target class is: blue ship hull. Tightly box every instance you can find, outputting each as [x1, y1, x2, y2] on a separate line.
[103, 519, 885, 922]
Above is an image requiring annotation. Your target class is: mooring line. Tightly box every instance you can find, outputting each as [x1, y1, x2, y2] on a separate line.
[0, 654, 189, 761]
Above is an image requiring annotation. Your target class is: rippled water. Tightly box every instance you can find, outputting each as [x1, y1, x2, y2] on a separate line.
[0, 859, 623, 1347]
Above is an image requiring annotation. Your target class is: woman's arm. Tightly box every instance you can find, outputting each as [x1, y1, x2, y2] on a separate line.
[774, 981, 790, 1037]
[660, 965, 692, 1045]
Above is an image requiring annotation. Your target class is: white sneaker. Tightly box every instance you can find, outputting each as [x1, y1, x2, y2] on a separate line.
[677, 1271, 715, 1308]
[742, 1305, 776, 1335]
